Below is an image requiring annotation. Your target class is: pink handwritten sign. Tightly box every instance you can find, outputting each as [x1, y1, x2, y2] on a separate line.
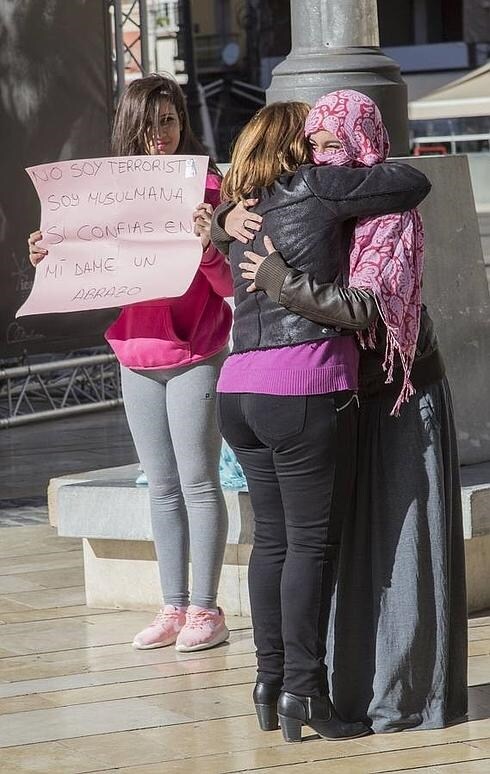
[17, 155, 209, 317]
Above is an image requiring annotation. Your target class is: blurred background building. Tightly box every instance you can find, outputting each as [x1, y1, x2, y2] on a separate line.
[120, 1, 290, 158]
[116, 1, 489, 164]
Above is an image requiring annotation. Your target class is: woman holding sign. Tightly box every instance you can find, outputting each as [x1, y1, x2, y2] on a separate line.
[29, 74, 233, 653]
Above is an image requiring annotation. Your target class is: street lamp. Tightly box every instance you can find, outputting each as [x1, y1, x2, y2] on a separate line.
[266, 0, 409, 155]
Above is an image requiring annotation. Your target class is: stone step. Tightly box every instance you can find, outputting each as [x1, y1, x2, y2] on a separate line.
[49, 461, 490, 614]
[50, 463, 253, 616]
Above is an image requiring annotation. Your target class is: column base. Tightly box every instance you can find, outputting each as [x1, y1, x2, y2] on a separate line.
[266, 46, 409, 156]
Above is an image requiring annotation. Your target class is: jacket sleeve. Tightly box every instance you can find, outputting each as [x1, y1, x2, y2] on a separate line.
[254, 250, 378, 330]
[303, 163, 431, 221]
[210, 201, 236, 256]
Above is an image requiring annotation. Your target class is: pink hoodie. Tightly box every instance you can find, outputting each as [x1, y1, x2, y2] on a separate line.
[105, 174, 233, 369]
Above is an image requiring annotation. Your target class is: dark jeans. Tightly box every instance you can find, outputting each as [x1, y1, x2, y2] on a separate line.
[217, 391, 358, 696]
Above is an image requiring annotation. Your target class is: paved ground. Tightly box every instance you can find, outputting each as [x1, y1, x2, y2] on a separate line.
[0, 524, 489, 774]
[0, 497, 50, 528]
[0, 407, 136, 501]
[0, 407, 137, 526]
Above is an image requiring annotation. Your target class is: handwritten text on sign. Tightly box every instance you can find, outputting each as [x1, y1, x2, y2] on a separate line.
[17, 155, 209, 317]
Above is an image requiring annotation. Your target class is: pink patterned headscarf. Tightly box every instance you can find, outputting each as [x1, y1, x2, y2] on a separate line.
[305, 89, 424, 415]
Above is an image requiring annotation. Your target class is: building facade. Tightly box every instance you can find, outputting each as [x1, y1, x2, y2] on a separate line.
[119, 1, 488, 159]
[378, 0, 490, 100]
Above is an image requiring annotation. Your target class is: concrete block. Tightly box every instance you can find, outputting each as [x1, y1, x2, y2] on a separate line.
[53, 463, 254, 616]
[461, 461, 490, 539]
[48, 465, 132, 528]
[238, 565, 251, 618]
[56, 464, 254, 545]
[465, 534, 490, 613]
[216, 563, 242, 617]
[83, 538, 160, 610]
[57, 465, 151, 540]
[404, 155, 490, 465]
[83, 537, 250, 616]
[52, 461, 490, 615]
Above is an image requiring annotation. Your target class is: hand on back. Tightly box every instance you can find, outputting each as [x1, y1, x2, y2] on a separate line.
[224, 199, 262, 244]
[239, 236, 277, 293]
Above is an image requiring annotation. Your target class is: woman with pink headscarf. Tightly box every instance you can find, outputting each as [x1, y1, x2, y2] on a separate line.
[213, 90, 467, 733]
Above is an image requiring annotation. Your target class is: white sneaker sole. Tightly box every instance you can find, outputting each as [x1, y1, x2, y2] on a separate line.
[175, 626, 230, 652]
[132, 637, 177, 650]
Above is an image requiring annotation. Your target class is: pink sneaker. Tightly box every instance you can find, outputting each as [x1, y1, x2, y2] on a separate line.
[175, 605, 229, 652]
[132, 605, 187, 650]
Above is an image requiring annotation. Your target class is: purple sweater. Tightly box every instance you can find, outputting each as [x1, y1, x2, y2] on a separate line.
[217, 337, 359, 395]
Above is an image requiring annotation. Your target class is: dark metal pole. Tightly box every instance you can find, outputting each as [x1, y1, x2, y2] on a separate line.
[245, 0, 261, 86]
[139, 0, 150, 75]
[112, 0, 151, 98]
[266, 0, 409, 155]
[179, 0, 204, 140]
[113, 0, 126, 98]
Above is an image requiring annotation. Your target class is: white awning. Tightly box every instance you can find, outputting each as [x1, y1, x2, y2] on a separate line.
[408, 62, 490, 120]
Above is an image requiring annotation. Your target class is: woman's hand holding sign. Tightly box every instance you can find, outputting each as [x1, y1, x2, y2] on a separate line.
[192, 202, 214, 251]
[28, 230, 47, 266]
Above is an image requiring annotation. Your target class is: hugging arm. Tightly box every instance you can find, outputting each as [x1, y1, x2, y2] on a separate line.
[239, 163, 429, 329]
[252, 249, 378, 331]
[212, 164, 431, 254]
[304, 162, 431, 220]
[210, 201, 235, 255]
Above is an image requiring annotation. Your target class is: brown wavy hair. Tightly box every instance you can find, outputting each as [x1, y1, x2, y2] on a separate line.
[111, 73, 220, 175]
[221, 102, 311, 202]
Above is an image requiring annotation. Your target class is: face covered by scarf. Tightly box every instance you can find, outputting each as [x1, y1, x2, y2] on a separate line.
[305, 89, 425, 415]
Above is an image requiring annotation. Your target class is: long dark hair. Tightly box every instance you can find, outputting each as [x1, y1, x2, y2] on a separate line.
[111, 73, 220, 175]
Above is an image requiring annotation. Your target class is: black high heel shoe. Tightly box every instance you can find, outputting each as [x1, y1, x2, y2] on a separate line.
[277, 691, 370, 743]
[253, 682, 281, 731]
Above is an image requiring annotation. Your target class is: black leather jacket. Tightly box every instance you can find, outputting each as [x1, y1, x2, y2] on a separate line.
[214, 162, 431, 353]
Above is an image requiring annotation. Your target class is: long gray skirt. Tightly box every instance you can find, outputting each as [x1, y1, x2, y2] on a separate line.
[326, 377, 468, 733]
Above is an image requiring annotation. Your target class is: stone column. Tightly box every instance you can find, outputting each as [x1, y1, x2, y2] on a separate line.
[266, 0, 409, 155]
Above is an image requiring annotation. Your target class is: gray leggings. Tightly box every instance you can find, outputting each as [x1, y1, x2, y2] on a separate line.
[121, 350, 228, 608]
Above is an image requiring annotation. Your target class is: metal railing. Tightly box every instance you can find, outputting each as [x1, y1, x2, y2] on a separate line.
[0, 352, 122, 428]
[109, 0, 150, 97]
